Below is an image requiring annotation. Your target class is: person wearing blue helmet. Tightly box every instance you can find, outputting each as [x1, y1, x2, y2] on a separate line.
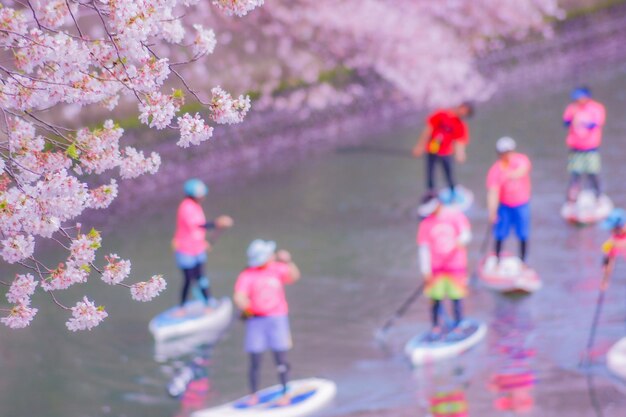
[563, 86, 606, 201]
[172, 179, 233, 312]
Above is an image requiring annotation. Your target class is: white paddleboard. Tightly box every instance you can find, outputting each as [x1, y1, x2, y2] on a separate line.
[439, 185, 474, 213]
[192, 378, 337, 417]
[607, 337, 626, 381]
[479, 255, 541, 294]
[149, 297, 233, 342]
[405, 319, 487, 366]
[561, 191, 613, 225]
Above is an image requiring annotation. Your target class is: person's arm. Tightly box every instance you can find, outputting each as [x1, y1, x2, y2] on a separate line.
[276, 250, 301, 284]
[487, 187, 500, 224]
[563, 105, 573, 128]
[233, 291, 251, 311]
[454, 142, 467, 163]
[601, 255, 616, 290]
[412, 125, 432, 157]
[418, 245, 433, 284]
[202, 215, 234, 229]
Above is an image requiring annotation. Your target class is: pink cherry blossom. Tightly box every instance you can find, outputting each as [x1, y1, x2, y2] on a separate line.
[177, 113, 214, 148]
[1, 304, 38, 329]
[6, 274, 38, 305]
[101, 254, 131, 285]
[192, 24, 217, 57]
[130, 275, 167, 302]
[65, 297, 108, 331]
[210, 87, 251, 125]
[1, 234, 35, 264]
[213, 0, 265, 17]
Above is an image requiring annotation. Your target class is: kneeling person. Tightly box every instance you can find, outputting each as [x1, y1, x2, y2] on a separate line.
[417, 196, 472, 338]
[234, 239, 301, 405]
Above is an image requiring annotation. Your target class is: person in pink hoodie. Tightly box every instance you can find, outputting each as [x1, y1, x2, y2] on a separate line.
[172, 179, 233, 311]
[563, 87, 606, 200]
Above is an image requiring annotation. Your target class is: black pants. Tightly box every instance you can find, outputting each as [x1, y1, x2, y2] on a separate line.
[249, 351, 290, 395]
[431, 299, 463, 328]
[568, 172, 601, 199]
[180, 263, 210, 306]
[427, 153, 455, 193]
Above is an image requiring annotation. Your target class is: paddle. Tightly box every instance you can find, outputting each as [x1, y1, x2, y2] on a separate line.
[470, 223, 492, 288]
[581, 258, 615, 367]
[375, 282, 425, 343]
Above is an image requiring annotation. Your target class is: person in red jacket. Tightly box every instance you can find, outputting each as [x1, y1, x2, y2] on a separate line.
[413, 103, 474, 198]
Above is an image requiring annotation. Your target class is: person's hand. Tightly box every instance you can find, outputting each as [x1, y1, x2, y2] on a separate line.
[215, 215, 234, 229]
[206, 241, 213, 253]
[276, 250, 292, 263]
[423, 273, 434, 285]
[455, 151, 466, 163]
[412, 146, 424, 158]
[171, 239, 177, 251]
[600, 275, 610, 291]
[489, 210, 498, 224]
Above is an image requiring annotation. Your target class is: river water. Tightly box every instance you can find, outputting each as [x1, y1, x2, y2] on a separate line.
[3, 71, 626, 417]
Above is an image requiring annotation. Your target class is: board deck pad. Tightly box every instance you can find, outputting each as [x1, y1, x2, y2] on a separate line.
[192, 378, 337, 417]
[150, 297, 232, 342]
[479, 255, 541, 294]
[405, 319, 487, 366]
[561, 191, 613, 225]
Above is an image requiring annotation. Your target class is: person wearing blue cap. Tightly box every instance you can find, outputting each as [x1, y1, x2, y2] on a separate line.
[601, 209, 626, 289]
[234, 239, 301, 406]
[563, 87, 606, 201]
[172, 179, 233, 312]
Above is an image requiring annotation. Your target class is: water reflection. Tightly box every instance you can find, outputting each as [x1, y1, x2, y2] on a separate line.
[488, 295, 537, 415]
[165, 345, 214, 417]
[414, 358, 473, 416]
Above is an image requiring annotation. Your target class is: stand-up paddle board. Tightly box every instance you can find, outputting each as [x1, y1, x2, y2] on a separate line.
[150, 297, 232, 342]
[405, 319, 487, 366]
[561, 191, 613, 225]
[479, 255, 541, 294]
[607, 337, 626, 381]
[192, 378, 337, 417]
[439, 185, 474, 213]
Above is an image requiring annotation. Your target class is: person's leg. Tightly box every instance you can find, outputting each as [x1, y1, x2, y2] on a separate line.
[249, 353, 262, 395]
[180, 268, 194, 306]
[426, 153, 437, 193]
[442, 155, 456, 195]
[494, 205, 511, 260]
[192, 263, 211, 303]
[514, 204, 531, 263]
[272, 350, 290, 395]
[567, 172, 581, 201]
[431, 299, 441, 328]
[452, 299, 463, 326]
[588, 174, 602, 198]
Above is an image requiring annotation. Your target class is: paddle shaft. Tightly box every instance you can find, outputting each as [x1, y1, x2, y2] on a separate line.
[470, 223, 492, 285]
[379, 282, 425, 334]
[585, 259, 615, 359]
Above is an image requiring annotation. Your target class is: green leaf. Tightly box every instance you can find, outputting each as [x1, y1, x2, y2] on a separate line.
[66, 143, 79, 160]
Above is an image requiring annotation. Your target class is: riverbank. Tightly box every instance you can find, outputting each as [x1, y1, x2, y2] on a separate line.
[91, 1, 626, 227]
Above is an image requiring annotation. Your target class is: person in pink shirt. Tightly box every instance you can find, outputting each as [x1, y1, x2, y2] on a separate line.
[563, 87, 606, 200]
[486, 137, 532, 263]
[172, 179, 233, 310]
[600, 209, 626, 290]
[234, 239, 301, 405]
[417, 196, 472, 338]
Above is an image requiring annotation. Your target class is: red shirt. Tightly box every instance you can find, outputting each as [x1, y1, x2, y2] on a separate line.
[425, 110, 469, 156]
[234, 262, 292, 316]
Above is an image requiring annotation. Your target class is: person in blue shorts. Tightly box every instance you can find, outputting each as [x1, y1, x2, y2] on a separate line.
[486, 137, 532, 263]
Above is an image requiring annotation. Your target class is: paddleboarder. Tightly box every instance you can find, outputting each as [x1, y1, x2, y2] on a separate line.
[486, 137, 532, 265]
[601, 209, 626, 286]
[172, 179, 233, 313]
[417, 196, 472, 339]
[563, 87, 606, 201]
[412, 103, 474, 199]
[234, 239, 301, 406]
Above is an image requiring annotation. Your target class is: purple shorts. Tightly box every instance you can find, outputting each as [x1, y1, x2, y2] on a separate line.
[245, 315, 292, 353]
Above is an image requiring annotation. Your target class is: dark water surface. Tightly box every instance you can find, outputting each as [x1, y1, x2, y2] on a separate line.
[3, 72, 626, 417]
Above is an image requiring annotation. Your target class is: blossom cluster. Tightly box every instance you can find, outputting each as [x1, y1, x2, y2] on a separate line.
[0, 0, 257, 330]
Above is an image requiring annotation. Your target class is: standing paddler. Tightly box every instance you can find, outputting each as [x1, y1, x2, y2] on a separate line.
[486, 137, 532, 266]
[412, 103, 474, 199]
[172, 179, 233, 314]
[417, 195, 472, 339]
[234, 239, 301, 405]
[563, 87, 606, 201]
